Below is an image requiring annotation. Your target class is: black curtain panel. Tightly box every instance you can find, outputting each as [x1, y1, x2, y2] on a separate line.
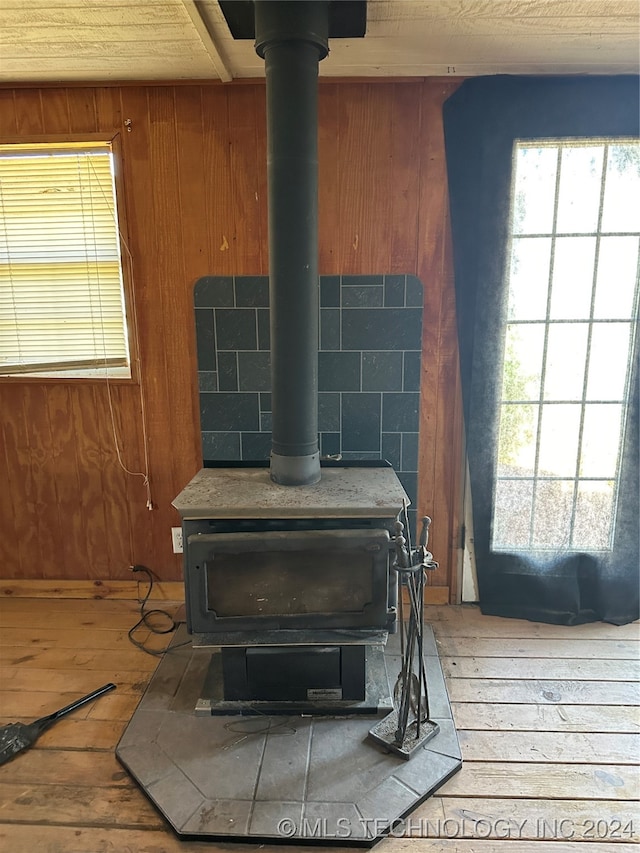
[443, 76, 639, 625]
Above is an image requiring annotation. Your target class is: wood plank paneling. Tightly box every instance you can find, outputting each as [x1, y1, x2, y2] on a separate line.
[0, 79, 463, 587]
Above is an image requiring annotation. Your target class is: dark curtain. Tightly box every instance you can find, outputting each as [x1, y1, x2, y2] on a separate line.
[443, 76, 639, 625]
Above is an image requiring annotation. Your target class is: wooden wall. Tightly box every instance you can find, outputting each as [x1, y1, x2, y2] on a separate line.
[0, 80, 463, 598]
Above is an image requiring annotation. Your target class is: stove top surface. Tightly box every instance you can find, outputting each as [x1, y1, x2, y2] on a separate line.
[173, 466, 409, 519]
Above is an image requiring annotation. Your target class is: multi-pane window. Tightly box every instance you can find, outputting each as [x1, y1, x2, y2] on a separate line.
[493, 140, 639, 552]
[0, 141, 131, 379]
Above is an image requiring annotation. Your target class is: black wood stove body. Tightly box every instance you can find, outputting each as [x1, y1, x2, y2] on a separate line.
[172, 462, 408, 714]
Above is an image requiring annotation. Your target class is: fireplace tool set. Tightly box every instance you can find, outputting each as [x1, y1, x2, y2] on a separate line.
[369, 512, 440, 759]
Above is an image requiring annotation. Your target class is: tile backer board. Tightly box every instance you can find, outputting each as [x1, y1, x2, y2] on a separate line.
[194, 274, 424, 535]
[116, 625, 462, 845]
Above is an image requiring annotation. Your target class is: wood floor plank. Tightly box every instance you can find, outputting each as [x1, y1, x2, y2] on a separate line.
[412, 797, 639, 843]
[0, 824, 218, 853]
[440, 761, 638, 801]
[458, 730, 639, 765]
[0, 781, 162, 828]
[451, 702, 640, 734]
[0, 824, 635, 853]
[436, 636, 639, 660]
[0, 609, 146, 631]
[0, 749, 132, 787]
[0, 689, 140, 722]
[441, 656, 639, 681]
[448, 678, 639, 705]
[0, 646, 162, 671]
[426, 605, 640, 640]
[0, 718, 126, 750]
[0, 625, 154, 650]
[0, 667, 151, 694]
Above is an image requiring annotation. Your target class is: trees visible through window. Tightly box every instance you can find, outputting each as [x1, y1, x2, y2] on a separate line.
[0, 141, 131, 379]
[493, 140, 639, 552]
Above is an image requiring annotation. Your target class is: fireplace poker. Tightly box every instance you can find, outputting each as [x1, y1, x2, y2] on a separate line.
[0, 683, 116, 765]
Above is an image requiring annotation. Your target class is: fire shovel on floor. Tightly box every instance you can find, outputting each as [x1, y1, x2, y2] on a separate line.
[0, 683, 116, 765]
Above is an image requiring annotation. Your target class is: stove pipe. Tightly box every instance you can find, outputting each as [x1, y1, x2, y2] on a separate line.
[255, 1, 329, 486]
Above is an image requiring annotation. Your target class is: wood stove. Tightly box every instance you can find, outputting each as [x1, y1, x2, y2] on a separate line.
[173, 462, 408, 712]
[118, 6, 462, 839]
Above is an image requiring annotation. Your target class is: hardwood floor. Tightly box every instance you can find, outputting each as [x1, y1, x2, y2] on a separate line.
[0, 598, 637, 852]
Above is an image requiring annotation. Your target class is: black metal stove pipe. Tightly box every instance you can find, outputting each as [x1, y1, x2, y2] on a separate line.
[255, 1, 329, 486]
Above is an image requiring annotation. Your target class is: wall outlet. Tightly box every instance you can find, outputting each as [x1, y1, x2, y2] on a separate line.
[171, 527, 183, 554]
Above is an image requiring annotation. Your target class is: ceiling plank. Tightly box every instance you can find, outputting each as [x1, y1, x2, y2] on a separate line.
[181, 0, 233, 82]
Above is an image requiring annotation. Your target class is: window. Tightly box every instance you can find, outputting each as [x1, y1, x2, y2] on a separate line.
[0, 141, 131, 379]
[493, 140, 639, 552]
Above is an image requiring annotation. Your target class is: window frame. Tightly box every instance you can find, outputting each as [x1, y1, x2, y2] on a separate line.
[0, 131, 138, 385]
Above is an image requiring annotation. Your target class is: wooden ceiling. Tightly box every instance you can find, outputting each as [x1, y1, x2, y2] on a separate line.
[0, 0, 638, 84]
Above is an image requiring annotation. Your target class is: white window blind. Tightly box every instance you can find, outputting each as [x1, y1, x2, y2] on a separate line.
[0, 142, 131, 378]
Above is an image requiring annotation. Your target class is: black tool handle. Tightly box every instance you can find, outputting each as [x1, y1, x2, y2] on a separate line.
[37, 683, 116, 726]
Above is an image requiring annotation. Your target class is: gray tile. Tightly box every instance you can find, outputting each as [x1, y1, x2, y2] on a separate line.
[392, 749, 461, 802]
[195, 309, 216, 371]
[362, 351, 403, 391]
[355, 775, 418, 825]
[319, 351, 361, 391]
[257, 308, 270, 350]
[235, 276, 269, 307]
[217, 351, 238, 391]
[382, 432, 401, 469]
[320, 276, 340, 307]
[215, 308, 257, 350]
[238, 351, 271, 391]
[342, 275, 383, 287]
[250, 801, 304, 838]
[198, 371, 218, 392]
[116, 709, 166, 748]
[384, 275, 406, 307]
[342, 285, 384, 308]
[241, 431, 272, 460]
[342, 393, 381, 452]
[117, 742, 175, 787]
[302, 802, 369, 840]
[425, 718, 462, 761]
[320, 308, 340, 350]
[402, 432, 419, 472]
[318, 392, 340, 432]
[182, 798, 252, 835]
[255, 719, 311, 801]
[423, 652, 456, 720]
[342, 308, 423, 351]
[406, 275, 424, 307]
[341, 451, 381, 461]
[200, 393, 259, 432]
[306, 718, 397, 803]
[382, 392, 420, 432]
[147, 765, 206, 832]
[259, 392, 272, 412]
[320, 432, 340, 457]
[194, 276, 234, 308]
[202, 431, 241, 461]
[157, 713, 266, 800]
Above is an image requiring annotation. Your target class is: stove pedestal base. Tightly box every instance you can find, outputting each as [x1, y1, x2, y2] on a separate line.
[116, 623, 461, 846]
[196, 642, 393, 715]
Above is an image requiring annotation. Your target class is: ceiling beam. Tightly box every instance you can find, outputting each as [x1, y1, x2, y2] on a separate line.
[182, 0, 233, 82]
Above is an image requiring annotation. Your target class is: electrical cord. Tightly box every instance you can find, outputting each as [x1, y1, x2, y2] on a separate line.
[127, 565, 190, 656]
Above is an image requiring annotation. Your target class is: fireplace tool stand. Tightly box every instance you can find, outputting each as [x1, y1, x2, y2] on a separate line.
[369, 513, 439, 759]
